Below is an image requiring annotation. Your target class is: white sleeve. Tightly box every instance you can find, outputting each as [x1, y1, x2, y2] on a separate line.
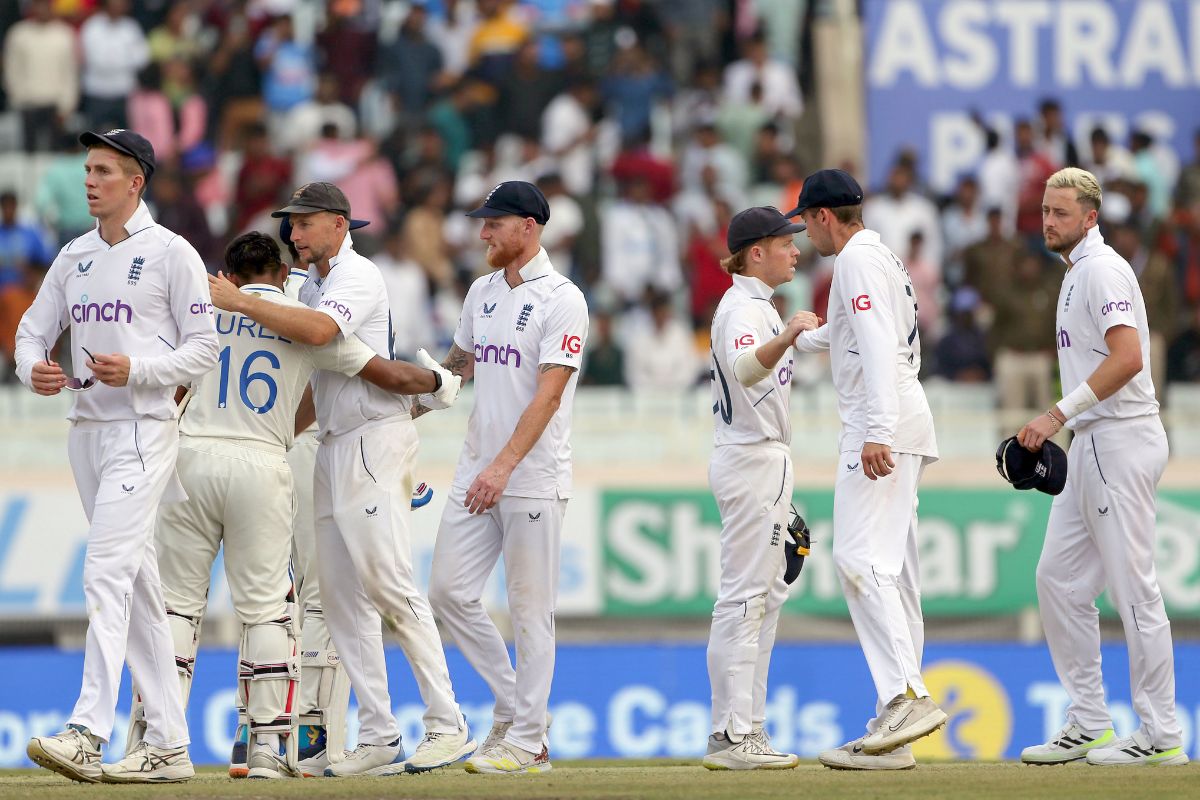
[538, 284, 589, 369]
[839, 255, 900, 447]
[13, 253, 71, 390]
[793, 323, 831, 353]
[127, 238, 219, 387]
[1085, 260, 1140, 335]
[452, 279, 479, 352]
[308, 333, 376, 377]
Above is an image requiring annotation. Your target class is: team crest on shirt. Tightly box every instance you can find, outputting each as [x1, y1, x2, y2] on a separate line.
[516, 303, 533, 331]
[76, 260, 92, 276]
[127, 256, 145, 286]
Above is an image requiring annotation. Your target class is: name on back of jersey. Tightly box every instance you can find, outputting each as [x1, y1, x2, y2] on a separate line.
[216, 311, 293, 344]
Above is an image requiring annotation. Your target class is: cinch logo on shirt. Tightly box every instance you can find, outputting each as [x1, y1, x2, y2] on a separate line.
[734, 333, 755, 349]
[475, 342, 522, 367]
[1057, 327, 1071, 349]
[190, 299, 213, 315]
[777, 361, 793, 385]
[852, 294, 872, 313]
[319, 299, 352, 320]
[560, 334, 582, 355]
[1101, 299, 1132, 315]
[71, 295, 132, 324]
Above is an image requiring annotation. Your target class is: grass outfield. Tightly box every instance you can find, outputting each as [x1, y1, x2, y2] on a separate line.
[1, 761, 1198, 800]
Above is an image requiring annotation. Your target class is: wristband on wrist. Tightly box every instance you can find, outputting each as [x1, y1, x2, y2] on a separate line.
[431, 369, 442, 393]
[1056, 382, 1099, 421]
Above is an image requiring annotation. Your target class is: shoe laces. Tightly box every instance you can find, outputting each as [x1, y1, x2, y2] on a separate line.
[879, 696, 914, 727]
[416, 732, 443, 750]
[735, 734, 773, 755]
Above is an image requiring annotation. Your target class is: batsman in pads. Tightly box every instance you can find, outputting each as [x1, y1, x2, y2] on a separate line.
[703, 207, 818, 770]
[129, 231, 459, 779]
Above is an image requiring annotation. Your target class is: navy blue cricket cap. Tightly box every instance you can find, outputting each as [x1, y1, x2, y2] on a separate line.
[996, 436, 1068, 496]
[466, 181, 550, 225]
[79, 129, 156, 183]
[785, 168, 864, 217]
[727, 206, 805, 254]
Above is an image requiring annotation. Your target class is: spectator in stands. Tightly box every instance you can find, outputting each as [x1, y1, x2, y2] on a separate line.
[0, 261, 43, 383]
[255, 15, 316, 137]
[427, 0, 479, 81]
[35, 137, 93, 247]
[863, 160, 942, 273]
[317, 7, 377, 109]
[126, 61, 207, 164]
[379, 3, 445, 120]
[603, 42, 673, 145]
[680, 118, 748, 196]
[581, 310, 625, 386]
[685, 197, 734, 328]
[721, 30, 803, 123]
[1167, 304, 1200, 384]
[0, 191, 53, 289]
[963, 207, 1026, 310]
[374, 228, 437, 358]
[941, 175, 989, 287]
[402, 174, 456, 290]
[427, 82, 479, 174]
[3, 0, 77, 153]
[934, 287, 990, 382]
[1175, 129, 1200, 209]
[149, 168, 218, 268]
[1112, 222, 1178, 400]
[1035, 98, 1078, 169]
[539, 173, 584, 281]
[656, 0, 726, 83]
[976, 126, 1018, 234]
[624, 290, 699, 390]
[469, 0, 529, 85]
[79, 0, 150, 130]
[601, 175, 681, 306]
[500, 40, 563, 140]
[542, 78, 601, 197]
[147, 2, 204, 65]
[1014, 118, 1056, 248]
[281, 74, 358, 154]
[232, 122, 291, 233]
[1130, 130, 1172, 220]
[904, 230, 942, 343]
[1175, 201, 1200, 308]
[1083, 126, 1134, 189]
[989, 251, 1057, 413]
[207, 10, 263, 151]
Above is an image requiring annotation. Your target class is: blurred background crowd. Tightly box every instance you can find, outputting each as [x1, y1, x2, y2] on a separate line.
[1, 0, 1200, 407]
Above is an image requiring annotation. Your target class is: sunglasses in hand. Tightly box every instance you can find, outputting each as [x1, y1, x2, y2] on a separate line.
[47, 347, 99, 391]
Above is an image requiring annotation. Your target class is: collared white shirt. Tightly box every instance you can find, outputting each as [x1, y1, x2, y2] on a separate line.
[179, 283, 374, 451]
[15, 200, 218, 422]
[298, 233, 410, 438]
[709, 273, 793, 447]
[799, 229, 937, 458]
[1055, 226, 1158, 428]
[452, 248, 589, 499]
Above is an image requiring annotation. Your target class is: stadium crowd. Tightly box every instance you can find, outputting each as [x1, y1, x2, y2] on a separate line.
[1, 0, 1199, 404]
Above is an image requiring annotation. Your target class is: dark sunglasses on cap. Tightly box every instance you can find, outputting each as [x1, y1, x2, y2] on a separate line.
[48, 346, 99, 391]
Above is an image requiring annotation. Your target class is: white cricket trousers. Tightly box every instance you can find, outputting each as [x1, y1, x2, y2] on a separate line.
[706, 442, 792, 739]
[313, 417, 463, 745]
[1036, 414, 1181, 748]
[833, 450, 930, 714]
[67, 419, 189, 748]
[429, 488, 566, 755]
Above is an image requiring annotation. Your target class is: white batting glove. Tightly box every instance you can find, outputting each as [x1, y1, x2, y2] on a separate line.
[416, 348, 461, 410]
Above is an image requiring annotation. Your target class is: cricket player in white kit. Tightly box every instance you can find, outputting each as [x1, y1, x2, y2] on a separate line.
[422, 181, 589, 775]
[207, 182, 473, 776]
[1016, 168, 1187, 767]
[702, 207, 818, 770]
[788, 170, 946, 769]
[141, 231, 460, 780]
[18, 129, 218, 783]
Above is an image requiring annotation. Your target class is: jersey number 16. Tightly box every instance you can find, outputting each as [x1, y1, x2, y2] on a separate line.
[216, 346, 280, 415]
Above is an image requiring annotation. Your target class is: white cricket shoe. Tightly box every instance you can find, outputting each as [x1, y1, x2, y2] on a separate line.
[479, 721, 513, 755]
[323, 739, 405, 777]
[465, 741, 552, 774]
[819, 737, 916, 770]
[1085, 729, 1190, 767]
[1020, 723, 1114, 765]
[27, 725, 103, 783]
[701, 730, 799, 770]
[247, 739, 297, 779]
[297, 748, 332, 778]
[404, 727, 477, 773]
[861, 695, 947, 754]
[100, 742, 194, 783]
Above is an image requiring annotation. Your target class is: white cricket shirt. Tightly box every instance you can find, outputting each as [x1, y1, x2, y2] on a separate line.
[819, 229, 937, 458]
[286, 267, 320, 442]
[1055, 226, 1158, 429]
[452, 248, 589, 499]
[14, 200, 218, 421]
[709, 274, 793, 447]
[179, 284, 375, 452]
[297, 234, 411, 438]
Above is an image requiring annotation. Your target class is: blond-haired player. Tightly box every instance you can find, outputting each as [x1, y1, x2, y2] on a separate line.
[1016, 168, 1187, 767]
[702, 207, 818, 770]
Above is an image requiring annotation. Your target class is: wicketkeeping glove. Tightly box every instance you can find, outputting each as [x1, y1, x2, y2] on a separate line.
[783, 504, 812, 585]
[415, 348, 461, 410]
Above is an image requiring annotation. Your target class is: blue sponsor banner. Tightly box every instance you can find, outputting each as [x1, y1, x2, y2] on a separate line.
[1, 642, 1197, 766]
[862, 0, 1200, 192]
